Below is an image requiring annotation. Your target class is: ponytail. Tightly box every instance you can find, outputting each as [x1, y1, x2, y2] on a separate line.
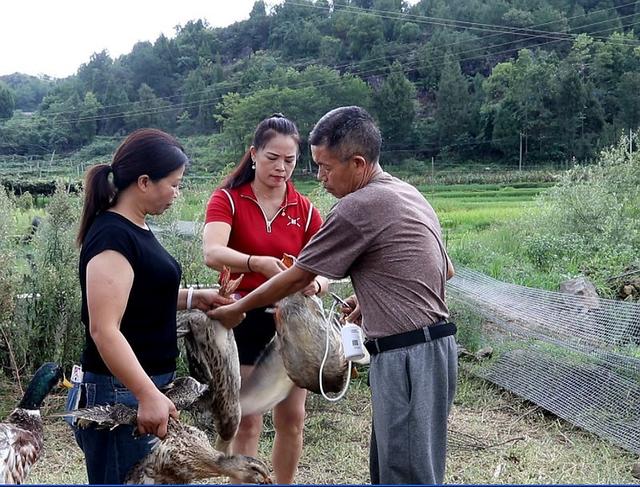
[76, 163, 116, 246]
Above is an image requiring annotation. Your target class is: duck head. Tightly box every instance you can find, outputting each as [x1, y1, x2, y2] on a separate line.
[17, 362, 72, 410]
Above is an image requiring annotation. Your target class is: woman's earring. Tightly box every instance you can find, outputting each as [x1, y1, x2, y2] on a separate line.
[251, 159, 256, 170]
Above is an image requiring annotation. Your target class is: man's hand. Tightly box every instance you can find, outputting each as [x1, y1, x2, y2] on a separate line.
[207, 303, 246, 330]
[344, 295, 362, 325]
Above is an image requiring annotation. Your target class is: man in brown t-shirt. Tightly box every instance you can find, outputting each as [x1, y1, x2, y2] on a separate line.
[212, 106, 457, 484]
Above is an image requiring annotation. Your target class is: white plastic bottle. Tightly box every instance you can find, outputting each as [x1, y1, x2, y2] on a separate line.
[341, 323, 365, 361]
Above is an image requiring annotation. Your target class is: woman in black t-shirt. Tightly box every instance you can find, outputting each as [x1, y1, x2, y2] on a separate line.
[66, 128, 241, 484]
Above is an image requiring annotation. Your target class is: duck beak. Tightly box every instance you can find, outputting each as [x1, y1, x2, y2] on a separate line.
[60, 375, 73, 389]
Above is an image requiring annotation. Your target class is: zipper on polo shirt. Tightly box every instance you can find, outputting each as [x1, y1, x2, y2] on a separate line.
[241, 195, 296, 233]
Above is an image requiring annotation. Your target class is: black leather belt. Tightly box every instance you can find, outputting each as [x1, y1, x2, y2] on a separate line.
[365, 321, 457, 355]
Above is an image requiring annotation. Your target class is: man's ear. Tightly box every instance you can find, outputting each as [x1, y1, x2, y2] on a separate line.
[137, 174, 151, 191]
[352, 154, 367, 168]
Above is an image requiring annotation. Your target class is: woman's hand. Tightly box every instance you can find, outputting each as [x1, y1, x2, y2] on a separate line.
[136, 387, 179, 439]
[252, 255, 287, 279]
[301, 279, 320, 296]
[207, 303, 246, 330]
[193, 289, 235, 312]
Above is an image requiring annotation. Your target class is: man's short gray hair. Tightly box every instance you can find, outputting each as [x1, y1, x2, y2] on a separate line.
[309, 106, 381, 164]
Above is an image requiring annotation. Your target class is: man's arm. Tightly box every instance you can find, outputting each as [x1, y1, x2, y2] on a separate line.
[208, 264, 316, 328]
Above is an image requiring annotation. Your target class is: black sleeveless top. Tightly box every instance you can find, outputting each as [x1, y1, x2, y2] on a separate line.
[79, 211, 181, 375]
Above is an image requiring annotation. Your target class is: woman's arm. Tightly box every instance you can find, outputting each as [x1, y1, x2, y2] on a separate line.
[86, 251, 177, 439]
[203, 221, 286, 278]
[446, 253, 455, 280]
[177, 287, 235, 311]
[302, 275, 330, 297]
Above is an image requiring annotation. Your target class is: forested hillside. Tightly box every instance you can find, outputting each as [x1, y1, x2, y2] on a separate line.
[2, 0, 640, 166]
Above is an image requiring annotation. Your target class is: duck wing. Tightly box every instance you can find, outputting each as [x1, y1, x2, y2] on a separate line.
[61, 403, 138, 430]
[159, 376, 209, 410]
[239, 337, 294, 417]
[0, 423, 41, 484]
[56, 377, 208, 430]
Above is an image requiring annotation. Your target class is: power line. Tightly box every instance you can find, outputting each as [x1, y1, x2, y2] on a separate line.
[24, 0, 640, 120]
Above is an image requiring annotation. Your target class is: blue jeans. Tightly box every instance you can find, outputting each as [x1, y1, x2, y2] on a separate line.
[65, 370, 175, 485]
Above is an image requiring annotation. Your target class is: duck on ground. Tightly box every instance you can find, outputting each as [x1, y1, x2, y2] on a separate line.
[0, 362, 71, 484]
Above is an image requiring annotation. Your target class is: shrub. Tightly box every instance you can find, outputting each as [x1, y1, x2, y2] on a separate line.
[0, 190, 19, 373]
[520, 134, 640, 295]
[18, 184, 82, 370]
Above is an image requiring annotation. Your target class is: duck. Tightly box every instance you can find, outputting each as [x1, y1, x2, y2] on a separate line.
[63, 390, 271, 485]
[0, 362, 71, 484]
[274, 292, 349, 394]
[239, 292, 350, 417]
[125, 417, 271, 484]
[176, 266, 243, 454]
[61, 376, 209, 431]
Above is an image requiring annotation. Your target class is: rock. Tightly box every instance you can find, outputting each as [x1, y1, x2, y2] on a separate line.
[559, 276, 598, 298]
[475, 346, 493, 361]
[631, 460, 640, 480]
[559, 276, 600, 310]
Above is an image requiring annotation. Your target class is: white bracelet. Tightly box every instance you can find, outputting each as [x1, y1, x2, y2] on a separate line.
[186, 286, 194, 310]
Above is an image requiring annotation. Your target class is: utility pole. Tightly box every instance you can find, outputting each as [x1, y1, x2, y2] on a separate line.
[519, 132, 523, 171]
[431, 156, 435, 179]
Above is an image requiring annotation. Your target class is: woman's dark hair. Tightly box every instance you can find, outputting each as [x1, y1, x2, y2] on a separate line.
[222, 113, 300, 189]
[77, 128, 189, 246]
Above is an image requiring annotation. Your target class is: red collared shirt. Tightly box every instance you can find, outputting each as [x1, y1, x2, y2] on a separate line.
[205, 181, 323, 294]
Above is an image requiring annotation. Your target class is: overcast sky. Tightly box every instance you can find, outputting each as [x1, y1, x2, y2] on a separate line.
[0, 0, 272, 78]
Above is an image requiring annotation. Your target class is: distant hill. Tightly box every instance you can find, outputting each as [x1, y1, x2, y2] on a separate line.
[1, 0, 639, 165]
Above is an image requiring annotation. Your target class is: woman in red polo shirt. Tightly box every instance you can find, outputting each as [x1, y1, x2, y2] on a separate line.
[203, 114, 328, 484]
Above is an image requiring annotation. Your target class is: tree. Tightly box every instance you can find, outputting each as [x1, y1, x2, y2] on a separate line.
[372, 62, 416, 153]
[0, 82, 15, 120]
[347, 14, 384, 58]
[435, 55, 471, 149]
[181, 58, 223, 133]
[125, 83, 173, 131]
[77, 91, 101, 143]
[553, 65, 587, 158]
[0, 73, 52, 111]
[482, 49, 557, 161]
[617, 72, 640, 131]
[216, 67, 371, 167]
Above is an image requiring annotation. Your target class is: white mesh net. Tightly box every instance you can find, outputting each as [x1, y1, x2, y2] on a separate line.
[447, 267, 640, 454]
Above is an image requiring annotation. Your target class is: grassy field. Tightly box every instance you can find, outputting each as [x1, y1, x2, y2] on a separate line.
[16, 367, 638, 484]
